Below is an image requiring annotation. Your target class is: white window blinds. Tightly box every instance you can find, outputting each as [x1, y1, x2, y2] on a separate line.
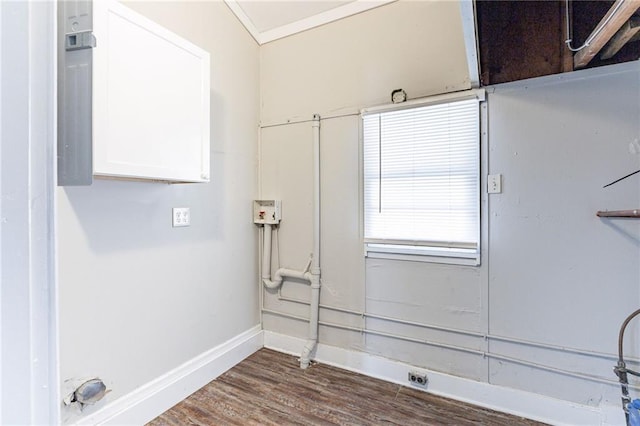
[363, 97, 480, 252]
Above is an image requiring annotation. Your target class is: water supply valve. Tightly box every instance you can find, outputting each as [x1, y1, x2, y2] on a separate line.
[253, 200, 281, 225]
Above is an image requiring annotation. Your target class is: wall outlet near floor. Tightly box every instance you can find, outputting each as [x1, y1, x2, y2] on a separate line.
[172, 207, 190, 227]
[408, 371, 428, 386]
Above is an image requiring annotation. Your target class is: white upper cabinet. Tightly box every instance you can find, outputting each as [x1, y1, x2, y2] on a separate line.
[92, 0, 210, 183]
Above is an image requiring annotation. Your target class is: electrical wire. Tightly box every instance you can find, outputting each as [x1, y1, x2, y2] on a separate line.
[603, 169, 640, 188]
[564, 0, 626, 52]
[260, 112, 360, 129]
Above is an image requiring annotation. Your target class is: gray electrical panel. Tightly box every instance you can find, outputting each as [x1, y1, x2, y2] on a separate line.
[57, 0, 95, 186]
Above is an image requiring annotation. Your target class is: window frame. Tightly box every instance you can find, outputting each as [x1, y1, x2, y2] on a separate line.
[360, 89, 485, 266]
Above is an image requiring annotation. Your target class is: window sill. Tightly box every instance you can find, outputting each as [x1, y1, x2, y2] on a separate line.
[364, 244, 480, 266]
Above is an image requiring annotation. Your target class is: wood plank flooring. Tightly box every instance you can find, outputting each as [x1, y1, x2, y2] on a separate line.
[148, 348, 545, 426]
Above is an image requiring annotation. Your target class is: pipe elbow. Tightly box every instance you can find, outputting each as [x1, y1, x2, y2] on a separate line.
[273, 268, 286, 285]
[262, 275, 283, 289]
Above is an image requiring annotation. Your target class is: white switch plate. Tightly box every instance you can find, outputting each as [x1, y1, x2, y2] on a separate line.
[488, 174, 502, 194]
[172, 207, 190, 227]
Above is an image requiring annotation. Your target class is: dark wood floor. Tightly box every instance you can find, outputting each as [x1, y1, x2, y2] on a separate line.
[148, 348, 545, 426]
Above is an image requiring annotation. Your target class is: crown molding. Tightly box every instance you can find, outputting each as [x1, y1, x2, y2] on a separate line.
[225, 0, 397, 45]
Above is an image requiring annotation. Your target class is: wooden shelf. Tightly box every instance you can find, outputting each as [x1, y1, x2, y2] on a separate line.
[597, 209, 640, 218]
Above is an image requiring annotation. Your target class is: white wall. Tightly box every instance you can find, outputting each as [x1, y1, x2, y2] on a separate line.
[57, 1, 259, 422]
[52, 0, 640, 422]
[260, 0, 640, 419]
[260, 0, 471, 126]
[486, 63, 640, 405]
[260, 0, 485, 382]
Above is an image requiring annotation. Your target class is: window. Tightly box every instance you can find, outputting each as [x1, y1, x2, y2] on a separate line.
[362, 91, 483, 265]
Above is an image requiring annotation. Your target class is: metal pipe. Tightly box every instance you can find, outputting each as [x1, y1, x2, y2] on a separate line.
[277, 292, 484, 338]
[275, 292, 638, 364]
[262, 307, 640, 390]
[597, 209, 640, 218]
[301, 114, 322, 369]
[618, 309, 640, 363]
[259, 111, 359, 129]
[311, 114, 321, 274]
[615, 308, 640, 424]
[489, 333, 627, 362]
[262, 309, 484, 356]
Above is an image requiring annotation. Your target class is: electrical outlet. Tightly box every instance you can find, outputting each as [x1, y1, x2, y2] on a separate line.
[172, 207, 190, 227]
[408, 371, 428, 386]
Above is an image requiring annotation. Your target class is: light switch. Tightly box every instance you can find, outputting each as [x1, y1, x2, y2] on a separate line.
[488, 174, 502, 194]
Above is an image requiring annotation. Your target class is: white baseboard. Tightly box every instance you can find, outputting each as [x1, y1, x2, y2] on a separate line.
[68, 327, 623, 426]
[264, 331, 624, 426]
[75, 325, 263, 426]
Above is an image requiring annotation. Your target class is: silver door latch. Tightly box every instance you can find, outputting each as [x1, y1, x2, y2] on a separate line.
[65, 31, 96, 51]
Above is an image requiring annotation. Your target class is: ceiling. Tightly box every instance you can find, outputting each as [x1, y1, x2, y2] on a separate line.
[224, 0, 397, 44]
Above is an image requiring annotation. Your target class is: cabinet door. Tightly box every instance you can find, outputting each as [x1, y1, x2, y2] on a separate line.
[93, 0, 210, 182]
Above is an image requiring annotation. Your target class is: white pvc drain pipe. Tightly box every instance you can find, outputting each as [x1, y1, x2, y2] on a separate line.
[262, 114, 321, 369]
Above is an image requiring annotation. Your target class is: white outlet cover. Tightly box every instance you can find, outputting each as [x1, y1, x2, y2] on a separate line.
[172, 207, 190, 227]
